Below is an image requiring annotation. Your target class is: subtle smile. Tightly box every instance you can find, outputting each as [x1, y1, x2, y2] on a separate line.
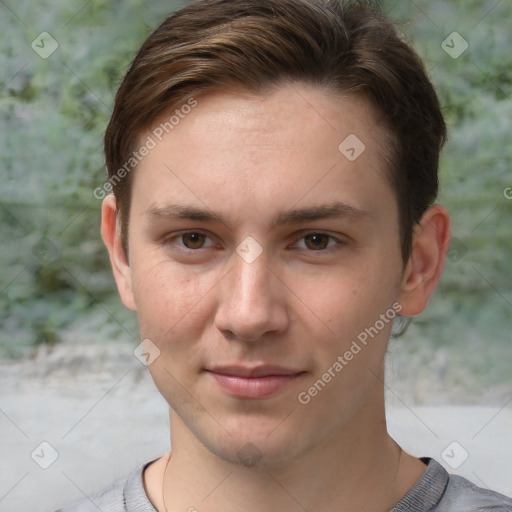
[205, 366, 307, 399]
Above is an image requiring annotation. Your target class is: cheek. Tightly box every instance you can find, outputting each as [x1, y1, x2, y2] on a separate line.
[299, 258, 401, 375]
[303, 264, 393, 331]
[130, 257, 216, 343]
[297, 272, 397, 417]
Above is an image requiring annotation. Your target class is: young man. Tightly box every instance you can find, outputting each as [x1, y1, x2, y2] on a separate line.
[57, 0, 512, 510]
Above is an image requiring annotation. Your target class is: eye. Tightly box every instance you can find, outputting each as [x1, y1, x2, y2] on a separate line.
[294, 233, 341, 251]
[182, 232, 208, 249]
[166, 231, 215, 250]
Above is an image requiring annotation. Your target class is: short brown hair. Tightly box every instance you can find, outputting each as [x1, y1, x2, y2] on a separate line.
[104, 0, 446, 261]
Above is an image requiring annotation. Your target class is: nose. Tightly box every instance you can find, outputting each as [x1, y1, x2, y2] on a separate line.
[214, 249, 289, 342]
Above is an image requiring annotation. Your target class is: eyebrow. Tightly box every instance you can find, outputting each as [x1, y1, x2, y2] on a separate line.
[271, 202, 370, 225]
[146, 205, 224, 223]
[145, 201, 370, 229]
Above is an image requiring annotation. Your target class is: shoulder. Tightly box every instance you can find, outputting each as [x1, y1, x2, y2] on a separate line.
[435, 472, 512, 512]
[54, 478, 127, 512]
[393, 458, 512, 512]
[53, 462, 150, 512]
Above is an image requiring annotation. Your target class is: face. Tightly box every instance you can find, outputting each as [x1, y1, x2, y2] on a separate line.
[104, 84, 437, 469]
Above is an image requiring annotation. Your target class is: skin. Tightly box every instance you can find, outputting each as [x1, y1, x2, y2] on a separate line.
[102, 83, 451, 512]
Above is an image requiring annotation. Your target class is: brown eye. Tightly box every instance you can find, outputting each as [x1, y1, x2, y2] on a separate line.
[304, 233, 331, 250]
[181, 232, 207, 249]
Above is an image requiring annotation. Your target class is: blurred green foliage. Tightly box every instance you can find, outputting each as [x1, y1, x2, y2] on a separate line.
[1, 0, 510, 385]
[1, 0, 176, 354]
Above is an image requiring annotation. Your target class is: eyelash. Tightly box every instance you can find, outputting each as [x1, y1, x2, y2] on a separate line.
[163, 230, 346, 254]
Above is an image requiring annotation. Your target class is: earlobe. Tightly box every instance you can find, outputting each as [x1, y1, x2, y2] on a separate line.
[100, 195, 137, 311]
[398, 205, 451, 316]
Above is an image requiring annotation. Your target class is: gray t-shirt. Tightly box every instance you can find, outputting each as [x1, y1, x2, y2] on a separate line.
[55, 457, 512, 511]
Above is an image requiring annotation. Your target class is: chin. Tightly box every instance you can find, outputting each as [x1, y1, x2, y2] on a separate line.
[198, 416, 313, 470]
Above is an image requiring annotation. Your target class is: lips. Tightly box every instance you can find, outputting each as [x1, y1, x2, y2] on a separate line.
[206, 365, 305, 399]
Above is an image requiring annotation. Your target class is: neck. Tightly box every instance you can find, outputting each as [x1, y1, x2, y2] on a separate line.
[146, 384, 426, 512]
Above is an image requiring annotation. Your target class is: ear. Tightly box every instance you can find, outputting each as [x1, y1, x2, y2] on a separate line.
[101, 195, 137, 311]
[398, 204, 451, 316]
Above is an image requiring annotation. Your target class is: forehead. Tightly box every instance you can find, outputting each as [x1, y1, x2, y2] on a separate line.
[147, 84, 388, 153]
[132, 84, 395, 226]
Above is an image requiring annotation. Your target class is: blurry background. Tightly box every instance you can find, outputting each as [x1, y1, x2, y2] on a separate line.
[1, 0, 511, 510]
